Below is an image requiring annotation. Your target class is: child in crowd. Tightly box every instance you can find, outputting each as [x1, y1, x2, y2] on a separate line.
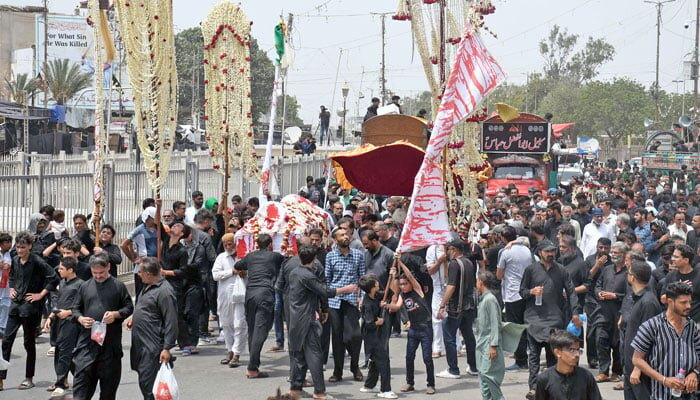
[359, 274, 396, 399]
[49, 210, 67, 240]
[383, 262, 436, 395]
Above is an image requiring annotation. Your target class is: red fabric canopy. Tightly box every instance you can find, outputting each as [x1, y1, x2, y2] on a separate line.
[329, 142, 425, 196]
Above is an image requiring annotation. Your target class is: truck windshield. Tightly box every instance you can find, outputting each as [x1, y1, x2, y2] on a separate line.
[493, 165, 536, 179]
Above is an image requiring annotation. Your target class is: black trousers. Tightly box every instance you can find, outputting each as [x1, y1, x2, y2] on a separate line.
[329, 300, 362, 378]
[184, 285, 204, 347]
[245, 293, 274, 371]
[584, 302, 599, 364]
[504, 300, 527, 366]
[135, 354, 159, 400]
[0, 312, 40, 380]
[527, 332, 556, 390]
[291, 322, 326, 395]
[596, 321, 622, 376]
[198, 271, 217, 335]
[54, 319, 79, 388]
[72, 351, 122, 400]
[364, 333, 391, 392]
[321, 319, 331, 365]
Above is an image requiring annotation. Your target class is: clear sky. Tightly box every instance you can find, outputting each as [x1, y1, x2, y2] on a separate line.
[6, 0, 697, 124]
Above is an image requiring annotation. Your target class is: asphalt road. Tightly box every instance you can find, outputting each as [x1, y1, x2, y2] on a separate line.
[0, 323, 621, 400]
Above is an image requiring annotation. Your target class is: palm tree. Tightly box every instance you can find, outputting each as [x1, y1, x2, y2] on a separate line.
[3, 73, 39, 105]
[42, 58, 92, 105]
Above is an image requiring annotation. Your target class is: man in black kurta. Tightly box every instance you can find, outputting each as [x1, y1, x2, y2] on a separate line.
[0, 232, 58, 390]
[129, 258, 178, 400]
[234, 233, 284, 377]
[287, 245, 356, 398]
[72, 257, 134, 400]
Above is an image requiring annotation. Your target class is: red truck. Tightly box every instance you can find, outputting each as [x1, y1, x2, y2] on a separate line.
[481, 113, 552, 196]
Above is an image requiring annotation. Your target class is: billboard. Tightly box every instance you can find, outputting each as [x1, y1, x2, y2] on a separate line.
[481, 121, 550, 154]
[35, 14, 133, 111]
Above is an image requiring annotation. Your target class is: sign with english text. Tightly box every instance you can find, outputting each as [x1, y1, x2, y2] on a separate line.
[481, 121, 550, 153]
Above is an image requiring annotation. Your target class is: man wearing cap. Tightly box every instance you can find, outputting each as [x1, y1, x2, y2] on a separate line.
[121, 206, 160, 300]
[436, 238, 478, 379]
[520, 239, 581, 400]
[580, 208, 614, 259]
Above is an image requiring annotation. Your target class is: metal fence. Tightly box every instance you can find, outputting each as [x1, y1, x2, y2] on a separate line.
[0, 150, 328, 275]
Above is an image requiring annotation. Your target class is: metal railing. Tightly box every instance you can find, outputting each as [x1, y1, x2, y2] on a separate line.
[0, 150, 329, 275]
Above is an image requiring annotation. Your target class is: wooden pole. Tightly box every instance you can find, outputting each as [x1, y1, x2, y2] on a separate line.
[224, 136, 230, 194]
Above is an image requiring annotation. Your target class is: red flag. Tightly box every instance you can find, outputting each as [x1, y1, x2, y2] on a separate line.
[397, 29, 506, 252]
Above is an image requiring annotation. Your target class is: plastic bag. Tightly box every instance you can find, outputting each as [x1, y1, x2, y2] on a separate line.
[91, 320, 107, 346]
[230, 275, 246, 304]
[153, 363, 179, 400]
[0, 356, 9, 371]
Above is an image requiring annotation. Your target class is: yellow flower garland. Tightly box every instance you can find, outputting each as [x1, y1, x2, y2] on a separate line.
[201, 1, 257, 179]
[114, 0, 178, 191]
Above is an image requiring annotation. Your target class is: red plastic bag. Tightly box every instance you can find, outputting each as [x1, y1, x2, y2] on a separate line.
[91, 320, 107, 346]
[153, 363, 179, 400]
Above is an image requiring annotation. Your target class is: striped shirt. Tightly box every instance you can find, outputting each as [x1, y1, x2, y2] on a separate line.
[325, 247, 366, 309]
[631, 312, 700, 400]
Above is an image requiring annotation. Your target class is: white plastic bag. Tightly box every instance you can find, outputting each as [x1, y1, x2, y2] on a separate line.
[153, 362, 179, 400]
[0, 356, 10, 371]
[230, 275, 246, 304]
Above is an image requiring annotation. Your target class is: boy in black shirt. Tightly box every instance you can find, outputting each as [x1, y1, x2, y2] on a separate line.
[535, 330, 601, 400]
[359, 274, 396, 399]
[384, 261, 435, 395]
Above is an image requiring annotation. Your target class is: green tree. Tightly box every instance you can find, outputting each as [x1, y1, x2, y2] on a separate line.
[539, 25, 615, 84]
[3, 73, 39, 105]
[42, 58, 91, 105]
[574, 78, 654, 146]
[275, 94, 304, 126]
[174, 30, 275, 126]
[400, 90, 433, 117]
[174, 27, 204, 122]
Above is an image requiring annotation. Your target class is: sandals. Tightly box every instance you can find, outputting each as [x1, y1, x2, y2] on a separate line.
[328, 375, 342, 383]
[246, 371, 269, 379]
[426, 386, 436, 395]
[267, 345, 284, 352]
[221, 357, 232, 365]
[228, 356, 240, 368]
[352, 371, 364, 381]
[400, 385, 415, 392]
[18, 380, 35, 390]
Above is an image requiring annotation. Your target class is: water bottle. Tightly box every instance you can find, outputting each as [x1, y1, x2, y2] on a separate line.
[535, 286, 543, 306]
[671, 369, 686, 398]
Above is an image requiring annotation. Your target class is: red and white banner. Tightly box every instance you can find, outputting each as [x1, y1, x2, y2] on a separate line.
[397, 30, 506, 252]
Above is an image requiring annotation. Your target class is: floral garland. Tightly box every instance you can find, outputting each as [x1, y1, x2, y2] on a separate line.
[114, 0, 177, 191]
[201, 1, 258, 179]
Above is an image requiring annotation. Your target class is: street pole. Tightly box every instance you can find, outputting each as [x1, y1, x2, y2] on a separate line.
[341, 82, 349, 146]
[694, 0, 700, 140]
[381, 14, 387, 105]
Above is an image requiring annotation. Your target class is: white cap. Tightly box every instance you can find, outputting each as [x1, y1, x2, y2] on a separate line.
[141, 206, 156, 222]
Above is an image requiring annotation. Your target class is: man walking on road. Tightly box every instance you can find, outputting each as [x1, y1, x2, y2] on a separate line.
[127, 257, 178, 400]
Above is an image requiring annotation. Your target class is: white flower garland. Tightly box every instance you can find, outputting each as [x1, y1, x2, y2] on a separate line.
[201, 1, 257, 179]
[114, 0, 178, 191]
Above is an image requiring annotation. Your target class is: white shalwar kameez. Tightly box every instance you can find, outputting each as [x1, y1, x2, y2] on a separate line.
[212, 251, 248, 355]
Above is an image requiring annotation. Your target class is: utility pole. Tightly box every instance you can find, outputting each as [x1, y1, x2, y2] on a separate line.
[372, 12, 392, 105]
[646, 0, 675, 124]
[694, 0, 699, 138]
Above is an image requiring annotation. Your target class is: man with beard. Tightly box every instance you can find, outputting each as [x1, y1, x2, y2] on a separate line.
[520, 240, 581, 400]
[594, 242, 628, 383]
[558, 235, 588, 323]
[622, 262, 661, 400]
[632, 282, 700, 400]
[562, 205, 581, 244]
[126, 258, 178, 400]
[633, 208, 652, 251]
[361, 230, 394, 289]
[648, 220, 670, 265]
[685, 213, 700, 250]
[72, 255, 134, 399]
[234, 233, 284, 378]
[662, 244, 700, 323]
[325, 228, 366, 383]
[544, 202, 564, 246]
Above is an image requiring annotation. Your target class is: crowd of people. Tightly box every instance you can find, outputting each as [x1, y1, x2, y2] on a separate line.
[1, 162, 700, 400]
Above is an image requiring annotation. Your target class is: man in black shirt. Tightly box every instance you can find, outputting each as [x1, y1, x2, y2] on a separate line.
[0, 232, 58, 391]
[535, 330, 602, 400]
[376, 223, 399, 252]
[583, 238, 612, 369]
[436, 238, 477, 379]
[127, 257, 178, 400]
[662, 244, 700, 323]
[363, 97, 380, 121]
[234, 233, 284, 378]
[623, 262, 661, 400]
[594, 242, 628, 382]
[72, 256, 134, 400]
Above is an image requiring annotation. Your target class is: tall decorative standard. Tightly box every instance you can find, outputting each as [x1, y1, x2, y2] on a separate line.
[114, 0, 178, 258]
[201, 1, 257, 198]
